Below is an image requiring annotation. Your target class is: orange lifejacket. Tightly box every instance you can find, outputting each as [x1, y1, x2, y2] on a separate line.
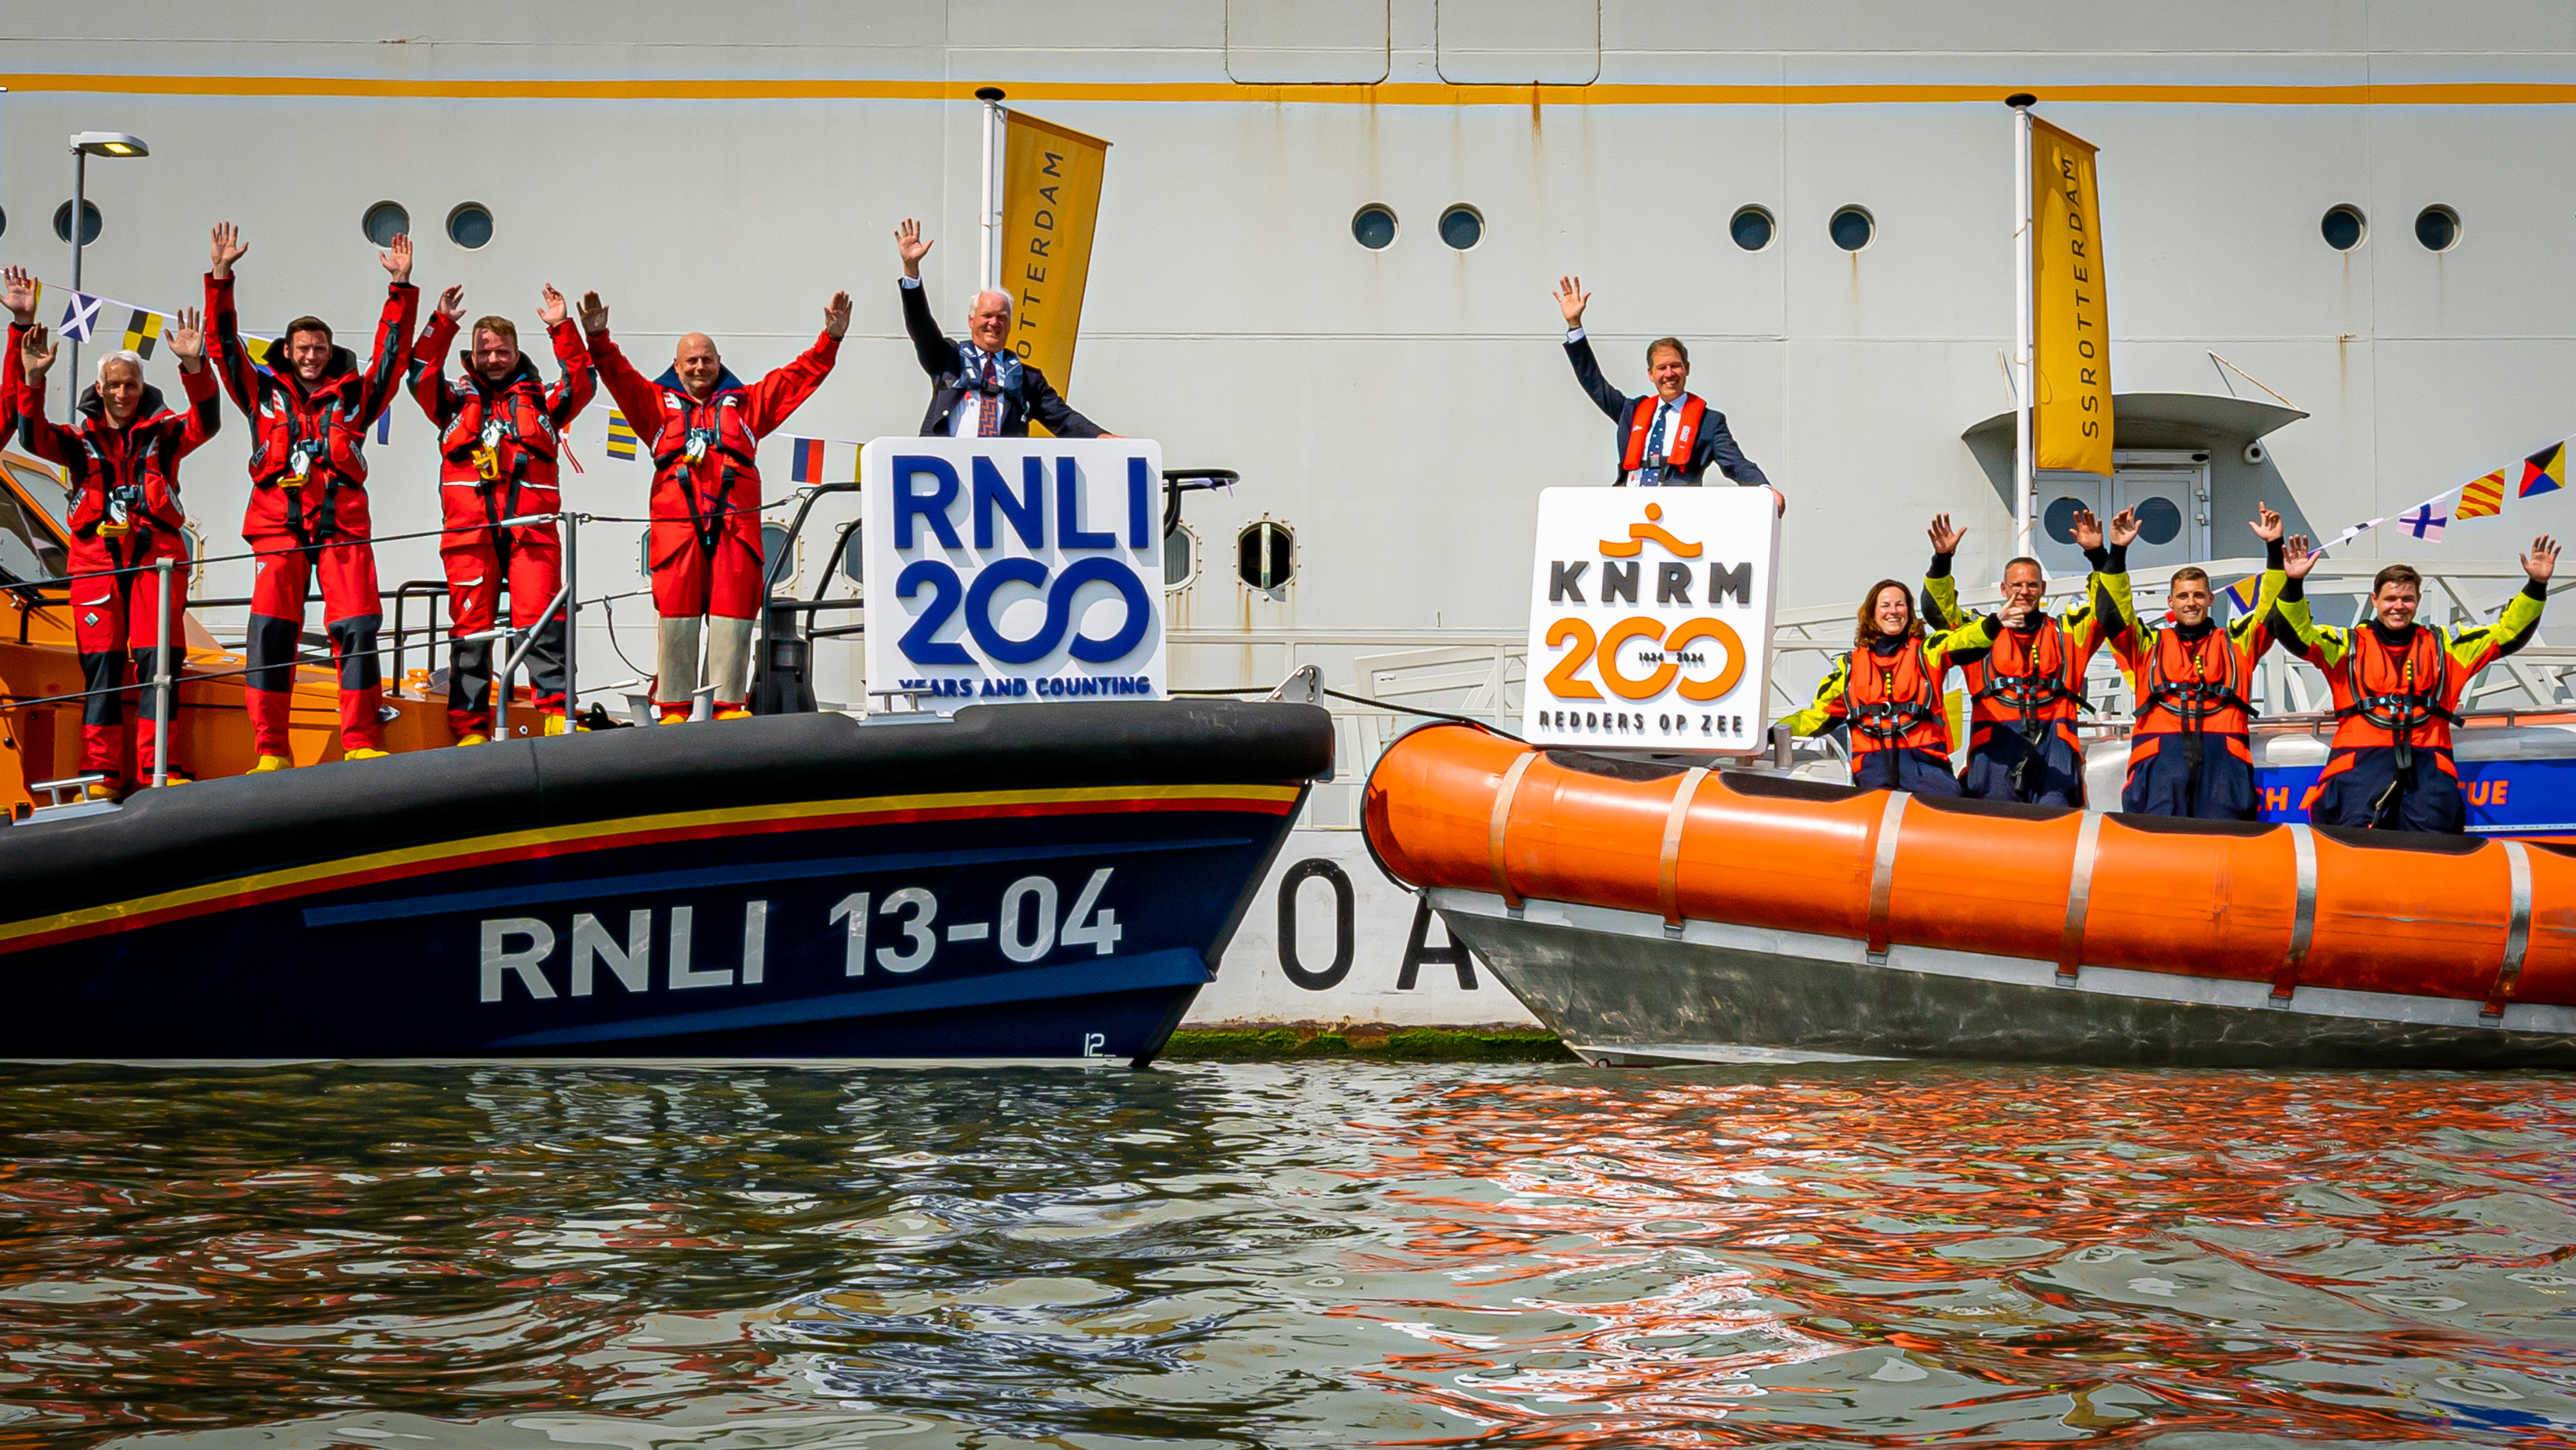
[1843, 640, 1948, 756]
[1621, 394, 1706, 479]
[2137, 625, 2254, 737]
[1964, 618, 2086, 728]
[2329, 624, 2460, 756]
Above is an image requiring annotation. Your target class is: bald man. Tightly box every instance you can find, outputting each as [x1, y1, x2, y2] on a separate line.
[894, 219, 1110, 438]
[580, 286, 849, 722]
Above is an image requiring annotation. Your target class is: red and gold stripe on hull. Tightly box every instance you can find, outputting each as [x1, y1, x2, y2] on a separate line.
[0, 783, 1301, 957]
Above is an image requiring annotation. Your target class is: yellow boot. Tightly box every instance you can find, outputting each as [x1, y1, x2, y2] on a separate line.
[454, 732, 491, 748]
[345, 748, 390, 761]
[248, 754, 292, 774]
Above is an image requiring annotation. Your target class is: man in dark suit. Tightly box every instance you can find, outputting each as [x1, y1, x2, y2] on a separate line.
[1555, 276, 1775, 503]
[894, 219, 1112, 439]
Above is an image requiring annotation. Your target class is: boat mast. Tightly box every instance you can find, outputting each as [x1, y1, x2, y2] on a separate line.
[2009, 93, 2036, 558]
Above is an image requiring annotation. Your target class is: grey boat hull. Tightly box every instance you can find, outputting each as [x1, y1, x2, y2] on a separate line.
[1428, 888, 2576, 1070]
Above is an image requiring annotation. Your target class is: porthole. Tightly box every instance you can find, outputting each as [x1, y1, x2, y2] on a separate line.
[0, 205, 9, 239]
[1351, 205, 1397, 250]
[1437, 205, 1483, 250]
[2042, 496, 2088, 545]
[1164, 522, 1198, 590]
[837, 524, 863, 587]
[1829, 205, 1874, 252]
[446, 202, 495, 250]
[362, 201, 410, 247]
[1237, 520, 1295, 591]
[2414, 205, 2460, 252]
[2319, 205, 2365, 251]
[52, 201, 101, 246]
[760, 523, 799, 591]
[2133, 496, 2184, 546]
[1729, 205, 1774, 251]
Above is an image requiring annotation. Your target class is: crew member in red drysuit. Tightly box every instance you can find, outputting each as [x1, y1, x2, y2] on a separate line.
[5, 267, 219, 793]
[409, 283, 593, 743]
[578, 286, 848, 722]
[204, 221, 418, 769]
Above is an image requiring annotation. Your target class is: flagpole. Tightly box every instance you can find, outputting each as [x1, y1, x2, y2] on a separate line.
[2008, 94, 2036, 559]
[977, 86, 1006, 295]
[66, 142, 84, 419]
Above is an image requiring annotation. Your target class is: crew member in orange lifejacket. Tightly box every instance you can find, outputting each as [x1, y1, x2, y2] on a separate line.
[205, 221, 418, 769]
[1552, 277, 1777, 506]
[6, 269, 219, 794]
[580, 287, 848, 723]
[1923, 508, 2137, 807]
[2107, 506, 2290, 819]
[410, 284, 594, 743]
[2275, 534, 2557, 833]
[1779, 579, 1998, 795]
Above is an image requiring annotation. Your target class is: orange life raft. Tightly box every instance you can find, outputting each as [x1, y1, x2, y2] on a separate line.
[1364, 723, 2576, 1024]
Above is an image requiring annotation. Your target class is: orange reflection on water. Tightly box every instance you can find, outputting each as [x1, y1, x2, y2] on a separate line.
[1346, 1069, 2576, 1446]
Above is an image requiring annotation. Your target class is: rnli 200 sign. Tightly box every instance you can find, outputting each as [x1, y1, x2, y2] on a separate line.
[1522, 487, 1779, 754]
[864, 438, 1165, 711]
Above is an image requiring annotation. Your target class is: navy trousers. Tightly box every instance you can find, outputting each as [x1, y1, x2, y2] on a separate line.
[1852, 744, 1962, 797]
[1961, 721, 2086, 807]
[2309, 746, 2465, 835]
[2121, 730, 2259, 820]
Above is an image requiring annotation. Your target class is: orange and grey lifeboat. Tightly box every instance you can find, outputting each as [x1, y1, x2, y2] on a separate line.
[1362, 723, 2576, 1068]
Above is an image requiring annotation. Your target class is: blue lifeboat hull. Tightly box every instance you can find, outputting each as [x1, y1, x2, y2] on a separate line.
[0, 702, 1329, 1063]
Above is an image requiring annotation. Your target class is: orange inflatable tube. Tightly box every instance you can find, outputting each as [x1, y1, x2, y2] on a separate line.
[1363, 723, 2576, 1014]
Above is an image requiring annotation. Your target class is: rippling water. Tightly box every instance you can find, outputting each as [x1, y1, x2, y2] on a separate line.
[1, 1063, 2573, 1447]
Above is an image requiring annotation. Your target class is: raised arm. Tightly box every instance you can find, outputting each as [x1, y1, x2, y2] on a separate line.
[1559, 290, 1630, 427]
[203, 222, 266, 418]
[536, 285, 596, 426]
[352, 234, 419, 426]
[2446, 534, 2559, 674]
[743, 291, 848, 438]
[9, 324, 81, 468]
[2228, 505, 2292, 659]
[2268, 533, 2347, 667]
[2063, 507, 2135, 664]
[898, 272, 962, 380]
[577, 292, 666, 434]
[1921, 516, 1969, 632]
[165, 306, 221, 457]
[408, 289, 464, 426]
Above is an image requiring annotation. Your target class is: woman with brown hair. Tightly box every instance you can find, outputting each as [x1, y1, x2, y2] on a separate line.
[1777, 579, 1997, 796]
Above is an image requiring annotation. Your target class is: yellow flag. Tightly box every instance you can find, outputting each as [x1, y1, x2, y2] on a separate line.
[2031, 117, 2112, 476]
[1000, 110, 1111, 415]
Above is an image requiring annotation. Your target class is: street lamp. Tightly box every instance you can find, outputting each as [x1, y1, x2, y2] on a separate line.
[65, 131, 148, 411]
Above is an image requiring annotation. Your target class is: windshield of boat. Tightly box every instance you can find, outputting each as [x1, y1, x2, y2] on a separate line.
[0, 461, 69, 583]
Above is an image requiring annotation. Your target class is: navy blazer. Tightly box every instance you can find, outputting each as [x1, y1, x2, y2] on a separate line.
[901, 282, 1104, 439]
[1564, 332, 1770, 489]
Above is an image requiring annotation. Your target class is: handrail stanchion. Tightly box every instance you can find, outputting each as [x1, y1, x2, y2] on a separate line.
[493, 613, 513, 740]
[562, 513, 579, 727]
[494, 579, 572, 739]
[151, 557, 174, 790]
